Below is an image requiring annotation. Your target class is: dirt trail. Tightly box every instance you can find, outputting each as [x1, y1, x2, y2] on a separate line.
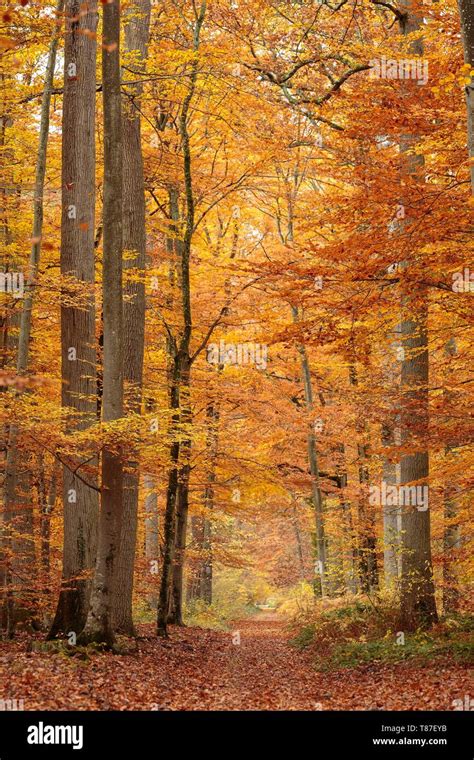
[0, 614, 470, 710]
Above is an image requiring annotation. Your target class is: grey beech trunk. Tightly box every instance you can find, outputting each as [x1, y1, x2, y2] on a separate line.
[398, 3, 437, 629]
[80, 0, 124, 647]
[49, 0, 99, 639]
[114, 0, 151, 636]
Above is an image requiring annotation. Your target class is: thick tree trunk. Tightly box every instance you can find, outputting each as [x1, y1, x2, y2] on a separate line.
[49, 0, 99, 639]
[398, 2, 437, 630]
[114, 0, 151, 636]
[80, 0, 123, 647]
[399, 299, 437, 628]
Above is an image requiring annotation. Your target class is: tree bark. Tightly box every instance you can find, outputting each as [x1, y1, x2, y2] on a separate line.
[398, 1, 438, 630]
[49, 0, 99, 639]
[79, 0, 123, 647]
[114, 0, 151, 636]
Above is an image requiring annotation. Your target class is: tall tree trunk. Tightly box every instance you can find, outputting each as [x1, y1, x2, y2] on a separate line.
[114, 0, 151, 636]
[398, 2, 437, 630]
[49, 0, 99, 639]
[1, 0, 64, 635]
[80, 0, 123, 647]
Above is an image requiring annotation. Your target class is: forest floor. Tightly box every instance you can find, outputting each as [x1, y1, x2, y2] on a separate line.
[0, 612, 471, 710]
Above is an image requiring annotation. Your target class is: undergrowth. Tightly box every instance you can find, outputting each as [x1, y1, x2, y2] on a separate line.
[289, 596, 474, 671]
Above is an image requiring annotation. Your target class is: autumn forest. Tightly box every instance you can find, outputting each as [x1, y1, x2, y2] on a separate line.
[0, 0, 473, 720]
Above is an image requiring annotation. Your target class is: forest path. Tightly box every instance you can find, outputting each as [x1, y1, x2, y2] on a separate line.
[0, 614, 469, 710]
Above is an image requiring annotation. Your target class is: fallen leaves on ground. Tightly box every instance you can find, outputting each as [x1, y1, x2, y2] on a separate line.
[0, 615, 471, 711]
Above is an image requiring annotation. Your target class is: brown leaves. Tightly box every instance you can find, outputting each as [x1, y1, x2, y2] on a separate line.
[0, 618, 469, 711]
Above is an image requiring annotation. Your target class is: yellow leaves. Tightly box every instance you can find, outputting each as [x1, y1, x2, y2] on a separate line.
[456, 64, 474, 87]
